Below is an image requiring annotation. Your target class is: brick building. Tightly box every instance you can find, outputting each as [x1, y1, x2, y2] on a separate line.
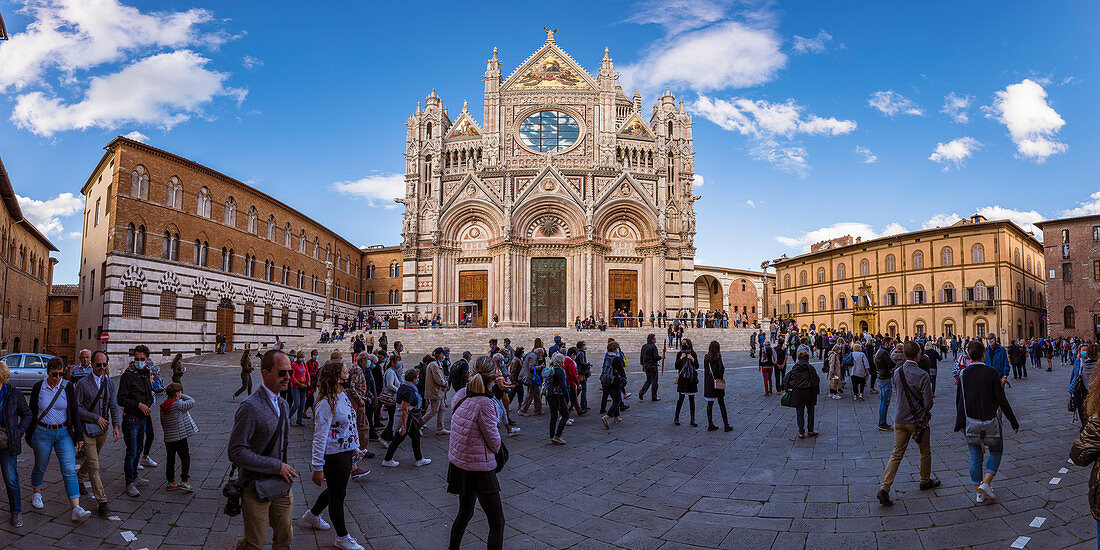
[46, 284, 79, 364]
[361, 245, 402, 315]
[0, 156, 58, 355]
[1035, 215, 1100, 340]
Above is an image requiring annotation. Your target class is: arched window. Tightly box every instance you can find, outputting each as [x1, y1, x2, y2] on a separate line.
[885, 255, 896, 273]
[425, 122, 432, 138]
[912, 250, 924, 269]
[165, 177, 182, 208]
[126, 224, 136, 253]
[1026, 256, 1031, 272]
[860, 259, 869, 277]
[224, 197, 237, 226]
[837, 263, 846, 280]
[941, 282, 955, 303]
[1016, 283, 1023, 303]
[1014, 248, 1021, 267]
[837, 293, 848, 310]
[247, 207, 257, 234]
[162, 231, 171, 259]
[885, 287, 898, 306]
[799, 270, 807, 286]
[221, 247, 230, 271]
[667, 120, 673, 136]
[299, 230, 306, 253]
[313, 238, 319, 259]
[817, 267, 825, 283]
[799, 298, 809, 313]
[392, 262, 401, 277]
[159, 290, 177, 320]
[1065, 306, 1076, 329]
[325, 245, 331, 262]
[284, 223, 292, 247]
[972, 243, 985, 263]
[267, 215, 276, 240]
[130, 166, 148, 199]
[941, 247, 954, 267]
[783, 274, 791, 288]
[912, 284, 926, 304]
[818, 295, 826, 311]
[135, 225, 145, 254]
[973, 281, 987, 301]
[122, 286, 142, 318]
[197, 187, 211, 217]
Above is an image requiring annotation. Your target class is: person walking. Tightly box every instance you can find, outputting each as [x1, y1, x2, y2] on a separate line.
[826, 339, 846, 400]
[786, 350, 820, 439]
[448, 357, 505, 550]
[702, 341, 732, 432]
[600, 341, 627, 429]
[379, 354, 402, 446]
[849, 343, 870, 401]
[423, 348, 451, 435]
[303, 361, 366, 550]
[170, 353, 186, 384]
[544, 353, 570, 444]
[0, 361, 32, 527]
[381, 369, 430, 468]
[117, 346, 154, 497]
[638, 334, 661, 401]
[874, 339, 896, 431]
[774, 340, 788, 393]
[233, 350, 254, 399]
[27, 357, 91, 521]
[674, 340, 699, 427]
[759, 340, 776, 396]
[955, 340, 1020, 505]
[289, 353, 311, 427]
[877, 341, 939, 506]
[518, 347, 545, 416]
[228, 350, 298, 550]
[160, 383, 199, 492]
[74, 350, 121, 516]
[984, 335, 1010, 385]
[1069, 345, 1100, 547]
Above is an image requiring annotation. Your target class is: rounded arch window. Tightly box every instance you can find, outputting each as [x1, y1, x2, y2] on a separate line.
[518, 110, 580, 152]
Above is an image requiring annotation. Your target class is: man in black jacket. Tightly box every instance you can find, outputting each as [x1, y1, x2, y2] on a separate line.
[638, 334, 662, 401]
[117, 345, 154, 497]
[955, 340, 1020, 504]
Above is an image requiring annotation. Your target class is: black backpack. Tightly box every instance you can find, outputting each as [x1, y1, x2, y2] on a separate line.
[448, 359, 469, 389]
[599, 354, 616, 388]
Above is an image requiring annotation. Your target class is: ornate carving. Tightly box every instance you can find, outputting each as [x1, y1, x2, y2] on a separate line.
[120, 265, 147, 289]
[191, 275, 211, 297]
[157, 271, 182, 293]
[537, 215, 557, 237]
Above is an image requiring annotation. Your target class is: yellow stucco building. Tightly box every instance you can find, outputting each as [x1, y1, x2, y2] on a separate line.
[773, 215, 1046, 340]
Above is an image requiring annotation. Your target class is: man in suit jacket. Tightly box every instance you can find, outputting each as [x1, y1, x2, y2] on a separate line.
[74, 350, 122, 516]
[228, 350, 297, 550]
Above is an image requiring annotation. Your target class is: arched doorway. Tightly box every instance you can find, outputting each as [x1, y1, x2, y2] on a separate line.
[12, 337, 19, 353]
[216, 297, 235, 352]
[728, 278, 758, 327]
[694, 275, 723, 312]
[859, 320, 869, 333]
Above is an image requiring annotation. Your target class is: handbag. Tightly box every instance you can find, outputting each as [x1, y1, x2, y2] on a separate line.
[780, 389, 793, 407]
[960, 371, 1002, 447]
[252, 404, 293, 502]
[706, 358, 726, 390]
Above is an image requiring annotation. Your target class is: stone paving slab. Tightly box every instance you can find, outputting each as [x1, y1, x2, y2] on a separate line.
[0, 347, 1093, 549]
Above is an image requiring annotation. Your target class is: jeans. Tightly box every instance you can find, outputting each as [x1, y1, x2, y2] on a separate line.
[878, 381, 893, 425]
[0, 450, 20, 513]
[796, 404, 814, 434]
[310, 451, 353, 537]
[123, 415, 147, 485]
[967, 432, 1004, 485]
[288, 388, 305, 424]
[547, 395, 569, 438]
[30, 426, 80, 499]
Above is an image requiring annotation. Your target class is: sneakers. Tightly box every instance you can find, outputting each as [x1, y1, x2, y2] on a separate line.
[381, 460, 400, 467]
[71, 506, 91, 522]
[126, 484, 140, 497]
[334, 534, 365, 550]
[137, 463, 144, 470]
[178, 482, 193, 492]
[414, 458, 432, 467]
[507, 426, 521, 436]
[350, 468, 370, 480]
[31, 492, 43, 509]
[436, 428, 450, 435]
[876, 489, 893, 506]
[977, 482, 995, 501]
[566, 419, 574, 425]
[602, 415, 610, 430]
[141, 456, 158, 468]
[136, 477, 151, 487]
[975, 493, 986, 504]
[167, 481, 178, 491]
[550, 437, 565, 445]
[302, 510, 331, 530]
[877, 423, 892, 431]
[10, 512, 22, 527]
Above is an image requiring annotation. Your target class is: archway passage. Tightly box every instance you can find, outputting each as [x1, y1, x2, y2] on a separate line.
[694, 275, 723, 312]
[531, 258, 566, 327]
[459, 270, 488, 327]
[217, 297, 235, 352]
[608, 269, 638, 326]
[860, 320, 869, 333]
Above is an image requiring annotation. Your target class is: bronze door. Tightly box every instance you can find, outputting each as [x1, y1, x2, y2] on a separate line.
[531, 258, 566, 327]
[608, 269, 638, 323]
[459, 270, 488, 327]
[216, 298, 235, 351]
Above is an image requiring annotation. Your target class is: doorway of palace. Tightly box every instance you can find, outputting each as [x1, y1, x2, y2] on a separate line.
[531, 258, 566, 327]
[859, 320, 868, 333]
[459, 270, 488, 327]
[216, 298, 235, 351]
[608, 269, 638, 324]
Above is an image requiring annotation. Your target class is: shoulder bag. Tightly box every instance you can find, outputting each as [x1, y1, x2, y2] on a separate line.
[0, 385, 9, 449]
[707, 359, 726, 390]
[897, 367, 930, 440]
[454, 392, 508, 472]
[252, 404, 293, 502]
[83, 382, 108, 438]
[960, 371, 1002, 448]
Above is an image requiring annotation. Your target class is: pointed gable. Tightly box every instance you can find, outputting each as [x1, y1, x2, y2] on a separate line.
[617, 113, 654, 139]
[503, 41, 596, 91]
[447, 112, 482, 139]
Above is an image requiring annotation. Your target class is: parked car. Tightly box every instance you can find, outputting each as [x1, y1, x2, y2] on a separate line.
[1, 353, 53, 393]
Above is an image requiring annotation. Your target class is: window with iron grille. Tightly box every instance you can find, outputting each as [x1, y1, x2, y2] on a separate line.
[122, 286, 142, 318]
[243, 302, 253, 325]
[191, 295, 207, 322]
[160, 290, 177, 320]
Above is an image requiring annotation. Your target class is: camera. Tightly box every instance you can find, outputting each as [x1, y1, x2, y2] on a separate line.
[223, 478, 243, 517]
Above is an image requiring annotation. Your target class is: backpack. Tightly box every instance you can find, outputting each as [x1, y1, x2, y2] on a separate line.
[542, 366, 563, 396]
[151, 367, 166, 395]
[678, 356, 697, 383]
[599, 355, 615, 388]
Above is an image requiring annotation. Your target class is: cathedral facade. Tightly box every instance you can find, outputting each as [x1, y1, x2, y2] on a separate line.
[401, 31, 699, 327]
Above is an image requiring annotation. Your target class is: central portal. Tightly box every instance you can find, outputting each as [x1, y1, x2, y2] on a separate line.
[531, 258, 566, 327]
[458, 270, 488, 327]
[608, 269, 638, 318]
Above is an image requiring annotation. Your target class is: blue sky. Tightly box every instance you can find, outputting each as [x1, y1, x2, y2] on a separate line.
[1, 0, 1098, 283]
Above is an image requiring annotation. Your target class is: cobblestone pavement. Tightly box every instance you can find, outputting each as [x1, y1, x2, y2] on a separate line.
[0, 350, 1094, 549]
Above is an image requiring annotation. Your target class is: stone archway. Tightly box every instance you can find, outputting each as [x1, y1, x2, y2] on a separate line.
[694, 275, 723, 312]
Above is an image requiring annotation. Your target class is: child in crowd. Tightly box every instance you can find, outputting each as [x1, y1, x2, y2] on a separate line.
[160, 383, 199, 492]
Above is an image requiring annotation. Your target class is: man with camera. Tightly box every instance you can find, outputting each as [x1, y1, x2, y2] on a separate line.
[227, 350, 298, 550]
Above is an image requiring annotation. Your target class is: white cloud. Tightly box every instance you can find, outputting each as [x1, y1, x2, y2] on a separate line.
[751, 140, 809, 177]
[619, 20, 786, 95]
[941, 92, 972, 123]
[121, 130, 148, 142]
[929, 137, 981, 170]
[1063, 191, 1100, 217]
[242, 55, 263, 70]
[983, 78, 1067, 162]
[975, 205, 1044, 235]
[791, 29, 832, 54]
[16, 192, 83, 237]
[12, 50, 247, 136]
[745, 199, 756, 208]
[776, 221, 908, 251]
[331, 173, 404, 209]
[868, 90, 924, 117]
[692, 174, 704, 187]
[922, 213, 962, 229]
[853, 146, 877, 164]
[624, 0, 735, 35]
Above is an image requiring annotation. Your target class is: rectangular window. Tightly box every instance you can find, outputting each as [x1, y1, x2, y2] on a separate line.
[191, 295, 206, 322]
[976, 323, 986, 337]
[105, 184, 112, 214]
[90, 269, 95, 295]
[1094, 226, 1100, 242]
[94, 199, 100, 226]
[61, 328, 70, 343]
[1062, 229, 1070, 243]
[62, 300, 71, 313]
[1094, 260, 1100, 281]
[1064, 262, 1073, 282]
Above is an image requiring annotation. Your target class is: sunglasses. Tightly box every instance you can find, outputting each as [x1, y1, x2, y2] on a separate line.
[277, 369, 293, 377]
[94, 362, 108, 367]
[48, 371, 63, 377]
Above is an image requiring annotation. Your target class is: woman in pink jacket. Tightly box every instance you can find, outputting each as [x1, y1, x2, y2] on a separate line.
[447, 357, 504, 550]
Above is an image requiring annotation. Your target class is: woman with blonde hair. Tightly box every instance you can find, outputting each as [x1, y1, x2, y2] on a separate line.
[447, 357, 504, 549]
[0, 362, 33, 527]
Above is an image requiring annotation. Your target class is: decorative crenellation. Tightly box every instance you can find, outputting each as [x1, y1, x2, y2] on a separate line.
[157, 271, 182, 294]
[120, 264, 147, 289]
